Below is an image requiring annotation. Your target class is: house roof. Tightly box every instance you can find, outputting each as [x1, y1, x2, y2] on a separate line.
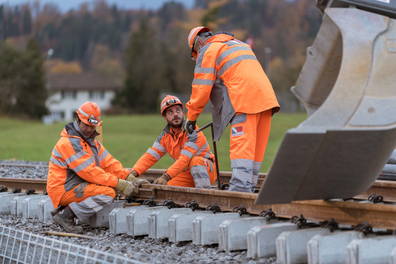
[47, 72, 122, 91]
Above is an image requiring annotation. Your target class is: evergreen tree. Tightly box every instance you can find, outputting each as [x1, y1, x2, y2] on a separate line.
[14, 38, 48, 119]
[0, 39, 47, 119]
[0, 42, 21, 114]
[115, 17, 162, 113]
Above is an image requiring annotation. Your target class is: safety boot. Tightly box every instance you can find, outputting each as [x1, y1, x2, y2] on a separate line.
[53, 206, 83, 233]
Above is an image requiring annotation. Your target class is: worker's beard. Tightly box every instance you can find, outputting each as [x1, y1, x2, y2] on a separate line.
[168, 117, 183, 128]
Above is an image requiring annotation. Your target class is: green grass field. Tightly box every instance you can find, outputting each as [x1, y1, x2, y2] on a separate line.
[0, 113, 306, 172]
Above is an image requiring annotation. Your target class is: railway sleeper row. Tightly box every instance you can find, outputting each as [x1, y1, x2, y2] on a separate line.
[2, 188, 396, 263]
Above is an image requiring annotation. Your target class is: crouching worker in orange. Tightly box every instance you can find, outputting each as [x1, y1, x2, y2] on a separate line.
[130, 95, 217, 188]
[47, 101, 148, 233]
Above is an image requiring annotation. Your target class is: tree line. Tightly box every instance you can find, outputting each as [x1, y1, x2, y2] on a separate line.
[0, 0, 322, 118]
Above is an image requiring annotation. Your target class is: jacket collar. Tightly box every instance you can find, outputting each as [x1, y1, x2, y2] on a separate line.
[62, 121, 99, 143]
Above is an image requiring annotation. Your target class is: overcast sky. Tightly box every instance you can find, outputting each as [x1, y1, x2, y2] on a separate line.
[0, 0, 194, 11]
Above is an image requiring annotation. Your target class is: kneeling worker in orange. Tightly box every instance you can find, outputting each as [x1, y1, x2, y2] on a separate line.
[130, 95, 217, 188]
[47, 101, 148, 233]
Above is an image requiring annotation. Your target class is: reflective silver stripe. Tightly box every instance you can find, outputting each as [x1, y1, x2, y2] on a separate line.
[185, 142, 199, 151]
[50, 157, 67, 167]
[231, 158, 254, 168]
[252, 162, 262, 187]
[231, 113, 247, 125]
[73, 182, 88, 198]
[191, 165, 211, 188]
[69, 138, 83, 153]
[52, 148, 62, 159]
[196, 143, 209, 156]
[216, 46, 251, 66]
[192, 78, 214, 86]
[196, 43, 211, 68]
[73, 157, 94, 173]
[194, 67, 215, 74]
[153, 142, 166, 153]
[78, 107, 89, 117]
[253, 162, 262, 172]
[226, 40, 244, 46]
[69, 195, 114, 222]
[146, 148, 161, 160]
[229, 158, 254, 192]
[218, 55, 257, 76]
[66, 151, 87, 165]
[99, 150, 109, 162]
[181, 149, 193, 158]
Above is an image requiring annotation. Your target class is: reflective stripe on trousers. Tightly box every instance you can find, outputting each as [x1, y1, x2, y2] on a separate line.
[190, 165, 211, 188]
[252, 161, 262, 189]
[229, 159, 254, 192]
[60, 183, 116, 224]
[167, 156, 216, 188]
[228, 110, 272, 192]
[69, 195, 113, 224]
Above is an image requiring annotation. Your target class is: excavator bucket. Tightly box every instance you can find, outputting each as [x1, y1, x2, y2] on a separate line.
[256, 0, 396, 204]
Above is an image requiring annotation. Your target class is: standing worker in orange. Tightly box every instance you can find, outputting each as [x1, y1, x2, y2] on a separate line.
[185, 26, 280, 192]
[130, 95, 217, 188]
[47, 101, 147, 233]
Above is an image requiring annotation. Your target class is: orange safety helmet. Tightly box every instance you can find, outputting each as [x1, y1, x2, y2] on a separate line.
[160, 95, 183, 116]
[187, 26, 211, 59]
[75, 101, 102, 127]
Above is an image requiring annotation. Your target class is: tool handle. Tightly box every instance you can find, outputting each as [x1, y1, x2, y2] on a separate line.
[197, 122, 213, 132]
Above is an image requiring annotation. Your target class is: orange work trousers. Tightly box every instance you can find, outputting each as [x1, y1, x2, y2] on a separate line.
[229, 110, 272, 192]
[59, 183, 116, 206]
[167, 156, 216, 188]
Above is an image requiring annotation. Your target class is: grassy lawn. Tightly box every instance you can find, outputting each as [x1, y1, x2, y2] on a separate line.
[0, 113, 306, 172]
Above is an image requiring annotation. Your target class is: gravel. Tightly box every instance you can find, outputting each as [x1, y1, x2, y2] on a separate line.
[0, 160, 48, 179]
[0, 214, 276, 264]
[0, 160, 277, 263]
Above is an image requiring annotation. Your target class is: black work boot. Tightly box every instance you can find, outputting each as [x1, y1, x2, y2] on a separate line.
[53, 206, 83, 233]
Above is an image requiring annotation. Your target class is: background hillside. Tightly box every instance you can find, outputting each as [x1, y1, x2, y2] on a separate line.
[0, 0, 322, 116]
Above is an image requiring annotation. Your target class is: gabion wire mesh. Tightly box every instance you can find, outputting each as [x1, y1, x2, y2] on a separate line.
[0, 225, 144, 264]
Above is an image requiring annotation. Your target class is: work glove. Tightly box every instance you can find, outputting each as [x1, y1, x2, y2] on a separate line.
[115, 179, 138, 197]
[187, 130, 198, 142]
[184, 120, 196, 134]
[126, 170, 139, 182]
[153, 172, 171, 185]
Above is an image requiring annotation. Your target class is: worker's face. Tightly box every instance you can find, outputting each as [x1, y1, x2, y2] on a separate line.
[164, 105, 184, 128]
[79, 121, 97, 138]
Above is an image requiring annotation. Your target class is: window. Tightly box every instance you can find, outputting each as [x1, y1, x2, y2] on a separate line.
[89, 91, 105, 100]
[61, 90, 77, 99]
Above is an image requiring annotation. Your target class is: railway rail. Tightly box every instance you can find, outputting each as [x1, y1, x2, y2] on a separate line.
[1, 176, 396, 229]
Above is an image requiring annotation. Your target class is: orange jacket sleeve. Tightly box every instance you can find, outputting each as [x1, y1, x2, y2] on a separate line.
[57, 140, 119, 187]
[166, 131, 207, 178]
[98, 143, 130, 180]
[132, 133, 167, 175]
[185, 43, 219, 121]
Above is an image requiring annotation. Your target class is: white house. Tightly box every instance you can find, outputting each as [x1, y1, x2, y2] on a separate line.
[44, 72, 121, 123]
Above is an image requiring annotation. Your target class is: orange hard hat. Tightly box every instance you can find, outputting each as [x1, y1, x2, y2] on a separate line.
[160, 95, 183, 115]
[187, 26, 210, 59]
[76, 101, 102, 127]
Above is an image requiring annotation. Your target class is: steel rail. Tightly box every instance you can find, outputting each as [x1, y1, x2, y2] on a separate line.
[1, 178, 396, 228]
[0, 164, 266, 188]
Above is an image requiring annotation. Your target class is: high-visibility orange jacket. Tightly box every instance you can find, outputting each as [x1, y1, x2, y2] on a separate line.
[47, 122, 129, 208]
[186, 33, 280, 140]
[132, 125, 214, 178]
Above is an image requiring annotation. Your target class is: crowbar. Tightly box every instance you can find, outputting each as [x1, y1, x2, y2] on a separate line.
[197, 122, 222, 189]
